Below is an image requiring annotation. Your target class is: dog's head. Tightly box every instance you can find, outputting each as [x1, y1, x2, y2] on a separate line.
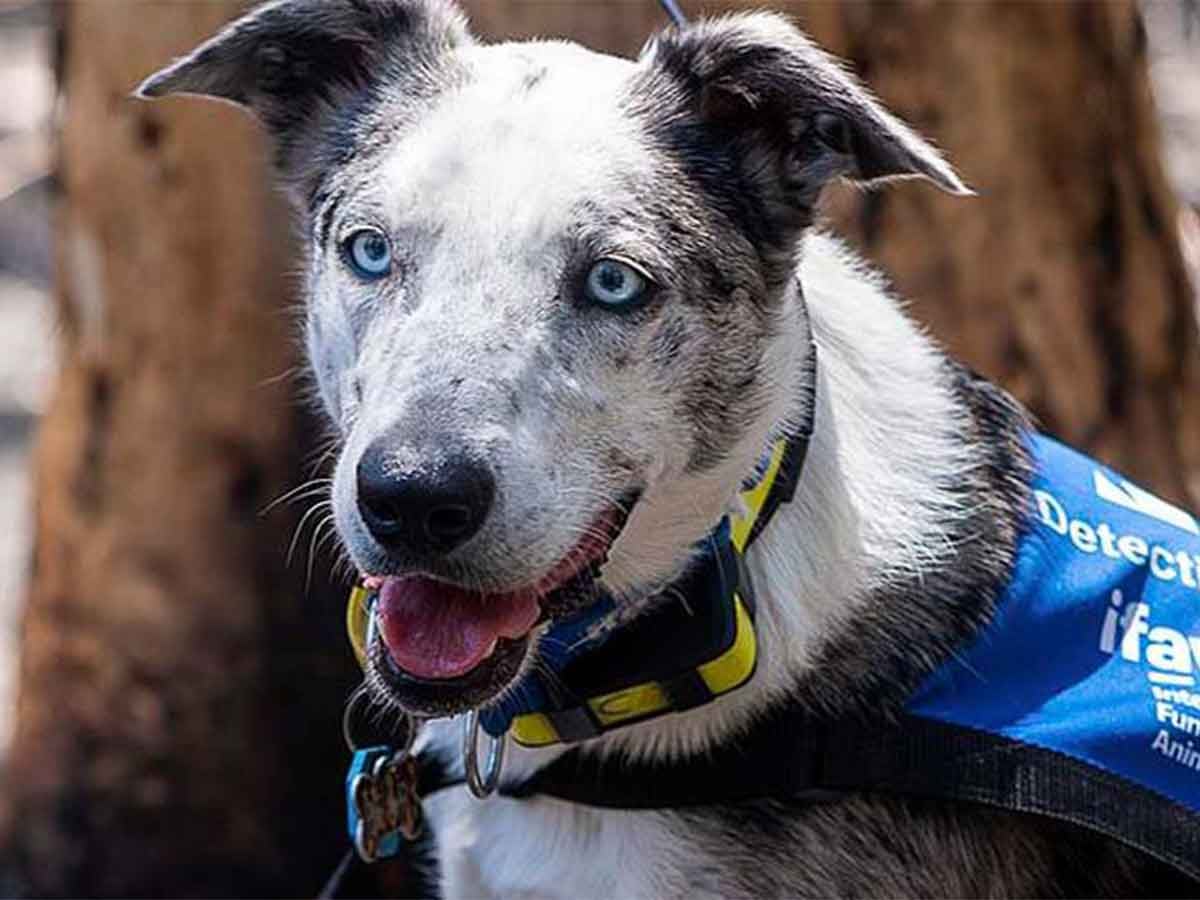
[141, 0, 965, 716]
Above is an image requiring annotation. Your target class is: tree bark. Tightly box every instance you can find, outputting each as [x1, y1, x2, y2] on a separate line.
[795, 0, 1200, 507]
[0, 2, 357, 896]
[2, 1, 1194, 896]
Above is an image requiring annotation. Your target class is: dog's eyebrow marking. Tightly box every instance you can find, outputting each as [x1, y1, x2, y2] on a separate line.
[314, 188, 347, 248]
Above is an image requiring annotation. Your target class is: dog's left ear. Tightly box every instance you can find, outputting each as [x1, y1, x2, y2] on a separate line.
[639, 12, 970, 207]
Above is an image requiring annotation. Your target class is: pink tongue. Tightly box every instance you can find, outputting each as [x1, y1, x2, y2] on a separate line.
[376, 576, 541, 680]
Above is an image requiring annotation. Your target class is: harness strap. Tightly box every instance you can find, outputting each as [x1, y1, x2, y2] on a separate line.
[505, 710, 1200, 882]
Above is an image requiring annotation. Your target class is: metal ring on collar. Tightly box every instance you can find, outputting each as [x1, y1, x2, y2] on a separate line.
[342, 688, 370, 754]
[343, 686, 417, 757]
[463, 710, 507, 799]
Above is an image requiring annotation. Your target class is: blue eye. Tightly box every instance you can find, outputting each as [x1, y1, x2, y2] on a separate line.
[344, 228, 392, 280]
[585, 259, 649, 309]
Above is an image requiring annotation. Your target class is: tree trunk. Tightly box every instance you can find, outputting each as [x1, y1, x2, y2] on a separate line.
[796, 0, 1200, 507]
[0, 2, 357, 896]
[2, 0, 1194, 896]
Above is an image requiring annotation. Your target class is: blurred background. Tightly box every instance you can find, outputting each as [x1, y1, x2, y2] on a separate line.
[0, 0, 53, 754]
[0, 0, 1196, 896]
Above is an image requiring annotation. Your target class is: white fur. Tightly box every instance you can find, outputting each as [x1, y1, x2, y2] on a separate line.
[420, 233, 979, 899]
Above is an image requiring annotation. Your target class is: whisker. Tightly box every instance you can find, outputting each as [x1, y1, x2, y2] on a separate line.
[306, 513, 338, 594]
[260, 477, 333, 517]
[287, 500, 331, 569]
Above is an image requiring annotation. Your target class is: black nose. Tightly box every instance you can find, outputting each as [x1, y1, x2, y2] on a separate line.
[356, 441, 496, 556]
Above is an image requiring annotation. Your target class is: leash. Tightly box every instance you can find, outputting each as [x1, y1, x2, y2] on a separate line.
[658, 0, 688, 27]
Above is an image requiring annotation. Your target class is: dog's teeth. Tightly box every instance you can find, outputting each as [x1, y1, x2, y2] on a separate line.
[366, 607, 380, 648]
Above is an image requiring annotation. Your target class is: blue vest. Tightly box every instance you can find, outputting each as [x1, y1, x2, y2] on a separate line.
[909, 434, 1200, 825]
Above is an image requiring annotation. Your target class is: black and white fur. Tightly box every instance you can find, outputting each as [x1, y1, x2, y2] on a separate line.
[141, 2, 1187, 895]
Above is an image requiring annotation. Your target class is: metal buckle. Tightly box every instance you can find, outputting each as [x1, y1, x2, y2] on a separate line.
[342, 689, 369, 755]
[463, 710, 507, 799]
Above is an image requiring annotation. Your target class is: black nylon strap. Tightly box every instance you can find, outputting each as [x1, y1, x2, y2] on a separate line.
[506, 710, 1200, 882]
[742, 341, 816, 550]
[821, 717, 1200, 883]
[659, 669, 713, 711]
[326, 710, 1200, 889]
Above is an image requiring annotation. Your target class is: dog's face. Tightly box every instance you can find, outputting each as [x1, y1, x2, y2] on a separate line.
[142, 0, 963, 716]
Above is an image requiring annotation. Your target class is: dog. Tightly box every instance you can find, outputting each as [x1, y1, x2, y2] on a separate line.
[140, 2, 1198, 896]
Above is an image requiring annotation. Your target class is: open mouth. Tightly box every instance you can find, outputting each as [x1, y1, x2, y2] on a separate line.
[363, 494, 638, 715]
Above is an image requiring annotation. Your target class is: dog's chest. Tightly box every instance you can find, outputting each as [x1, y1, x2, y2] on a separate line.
[425, 788, 688, 899]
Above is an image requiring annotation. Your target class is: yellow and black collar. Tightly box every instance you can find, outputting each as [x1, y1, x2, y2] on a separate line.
[500, 431, 808, 748]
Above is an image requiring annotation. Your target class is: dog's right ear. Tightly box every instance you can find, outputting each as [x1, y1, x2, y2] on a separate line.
[136, 0, 470, 191]
[637, 13, 969, 223]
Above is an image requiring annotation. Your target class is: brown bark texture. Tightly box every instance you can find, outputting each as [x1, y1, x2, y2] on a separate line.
[797, 0, 1200, 507]
[1, 0, 1195, 896]
[0, 2, 358, 896]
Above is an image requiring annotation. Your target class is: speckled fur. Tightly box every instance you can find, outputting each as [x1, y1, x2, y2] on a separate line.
[141, 3, 1193, 897]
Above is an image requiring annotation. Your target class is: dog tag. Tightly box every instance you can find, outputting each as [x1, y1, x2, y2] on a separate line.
[347, 746, 422, 863]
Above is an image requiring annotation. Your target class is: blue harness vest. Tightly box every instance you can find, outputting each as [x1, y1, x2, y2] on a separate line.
[910, 434, 1200, 825]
